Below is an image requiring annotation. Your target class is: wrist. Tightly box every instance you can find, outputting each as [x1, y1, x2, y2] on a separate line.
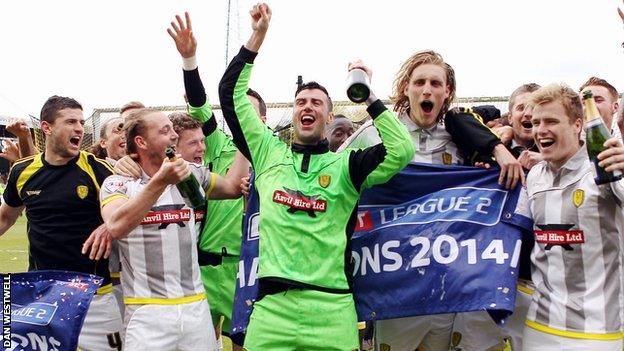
[182, 56, 198, 71]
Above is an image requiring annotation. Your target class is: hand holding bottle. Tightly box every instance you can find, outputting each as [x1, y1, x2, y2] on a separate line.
[155, 153, 192, 186]
[597, 137, 624, 174]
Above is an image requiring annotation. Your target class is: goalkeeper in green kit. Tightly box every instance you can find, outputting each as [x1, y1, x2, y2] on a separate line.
[218, 3, 415, 350]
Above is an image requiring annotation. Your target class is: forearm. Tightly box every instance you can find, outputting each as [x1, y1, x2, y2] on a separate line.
[210, 151, 248, 199]
[445, 109, 502, 156]
[106, 179, 167, 239]
[354, 100, 415, 189]
[218, 46, 269, 166]
[0, 204, 21, 236]
[245, 29, 266, 53]
[182, 56, 208, 111]
[18, 134, 37, 157]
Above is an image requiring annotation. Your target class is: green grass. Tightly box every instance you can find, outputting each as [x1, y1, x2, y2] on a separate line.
[0, 215, 29, 273]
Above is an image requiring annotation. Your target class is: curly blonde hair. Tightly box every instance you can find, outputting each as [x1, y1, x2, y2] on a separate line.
[391, 50, 456, 118]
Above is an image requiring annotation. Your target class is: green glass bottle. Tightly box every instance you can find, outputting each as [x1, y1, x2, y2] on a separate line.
[582, 90, 622, 185]
[165, 147, 206, 209]
[346, 68, 370, 103]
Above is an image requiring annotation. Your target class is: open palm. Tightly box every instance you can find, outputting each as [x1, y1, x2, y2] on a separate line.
[167, 12, 197, 58]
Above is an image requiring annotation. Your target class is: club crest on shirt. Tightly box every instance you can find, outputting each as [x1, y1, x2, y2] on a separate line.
[572, 189, 584, 207]
[318, 174, 331, 188]
[76, 185, 88, 199]
[442, 152, 452, 165]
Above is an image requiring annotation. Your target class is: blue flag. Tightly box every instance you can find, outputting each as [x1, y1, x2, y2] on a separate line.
[231, 163, 533, 334]
[4, 270, 102, 351]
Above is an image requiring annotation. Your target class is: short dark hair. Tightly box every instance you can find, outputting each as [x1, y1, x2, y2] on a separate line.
[295, 81, 333, 112]
[247, 88, 267, 116]
[40, 95, 82, 123]
[168, 112, 202, 135]
[579, 77, 619, 102]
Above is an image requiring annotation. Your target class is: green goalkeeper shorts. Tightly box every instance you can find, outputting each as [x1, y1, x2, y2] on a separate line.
[201, 256, 239, 335]
[243, 289, 359, 351]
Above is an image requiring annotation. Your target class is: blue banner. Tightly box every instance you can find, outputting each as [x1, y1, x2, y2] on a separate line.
[231, 163, 533, 334]
[3, 270, 102, 351]
[231, 174, 259, 339]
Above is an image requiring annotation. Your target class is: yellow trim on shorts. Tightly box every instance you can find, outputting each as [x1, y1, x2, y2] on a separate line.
[525, 319, 624, 340]
[124, 292, 206, 305]
[96, 283, 113, 295]
[357, 321, 367, 330]
[205, 172, 217, 197]
[101, 194, 129, 207]
[109, 271, 121, 278]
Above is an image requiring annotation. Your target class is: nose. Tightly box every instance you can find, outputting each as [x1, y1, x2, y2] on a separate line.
[422, 82, 432, 96]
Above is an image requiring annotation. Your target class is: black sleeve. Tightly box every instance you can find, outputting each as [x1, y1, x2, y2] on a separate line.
[218, 46, 259, 163]
[3, 162, 24, 207]
[202, 117, 218, 137]
[444, 106, 502, 162]
[183, 68, 207, 108]
[347, 101, 389, 191]
[348, 144, 387, 192]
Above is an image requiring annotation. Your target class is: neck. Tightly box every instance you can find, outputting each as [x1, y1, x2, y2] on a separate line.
[549, 142, 581, 172]
[44, 145, 74, 165]
[409, 110, 436, 129]
[514, 137, 534, 148]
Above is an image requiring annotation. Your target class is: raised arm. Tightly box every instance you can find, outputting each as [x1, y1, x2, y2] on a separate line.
[218, 3, 280, 173]
[208, 151, 249, 199]
[6, 118, 37, 157]
[346, 61, 415, 191]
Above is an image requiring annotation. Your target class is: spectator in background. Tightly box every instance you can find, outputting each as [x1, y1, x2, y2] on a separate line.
[578, 77, 621, 140]
[119, 101, 145, 120]
[327, 114, 354, 151]
[90, 117, 126, 164]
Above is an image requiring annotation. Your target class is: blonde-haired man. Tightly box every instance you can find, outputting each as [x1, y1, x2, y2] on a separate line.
[524, 83, 624, 350]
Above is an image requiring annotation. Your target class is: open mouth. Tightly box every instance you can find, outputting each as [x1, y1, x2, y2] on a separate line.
[70, 136, 81, 147]
[521, 121, 533, 129]
[538, 138, 555, 149]
[421, 100, 434, 114]
[193, 157, 203, 164]
[301, 115, 315, 126]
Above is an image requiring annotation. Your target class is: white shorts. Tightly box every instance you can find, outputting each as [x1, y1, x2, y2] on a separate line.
[112, 282, 124, 320]
[78, 293, 123, 351]
[124, 298, 217, 351]
[376, 314, 454, 351]
[522, 325, 623, 351]
[452, 283, 533, 351]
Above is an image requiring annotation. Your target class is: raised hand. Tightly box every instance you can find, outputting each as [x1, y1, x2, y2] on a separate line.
[250, 3, 272, 33]
[0, 139, 20, 163]
[167, 12, 197, 58]
[618, 0, 624, 23]
[6, 118, 30, 139]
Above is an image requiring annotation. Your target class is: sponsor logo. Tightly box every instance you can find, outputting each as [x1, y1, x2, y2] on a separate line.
[442, 152, 453, 165]
[272, 188, 327, 217]
[66, 282, 89, 292]
[76, 185, 88, 199]
[535, 224, 583, 250]
[318, 174, 331, 188]
[103, 180, 126, 194]
[355, 211, 374, 231]
[25, 190, 41, 196]
[573, 189, 584, 207]
[141, 204, 199, 229]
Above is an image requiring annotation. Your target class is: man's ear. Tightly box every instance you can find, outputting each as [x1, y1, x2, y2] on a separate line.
[41, 121, 52, 136]
[327, 112, 335, 125]
[135, 135, 147, 150]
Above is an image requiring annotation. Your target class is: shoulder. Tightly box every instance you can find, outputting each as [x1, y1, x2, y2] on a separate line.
[81, 151, 114, 173]
[526, 161, 548, 192]
[101, 175, 134, 194]
[8, 154, 41, 179]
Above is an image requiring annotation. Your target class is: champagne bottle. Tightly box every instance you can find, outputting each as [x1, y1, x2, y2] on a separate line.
[346, 68, 370, 103]
[582, 90, 622, 184]
[165, 147, 206, 209]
